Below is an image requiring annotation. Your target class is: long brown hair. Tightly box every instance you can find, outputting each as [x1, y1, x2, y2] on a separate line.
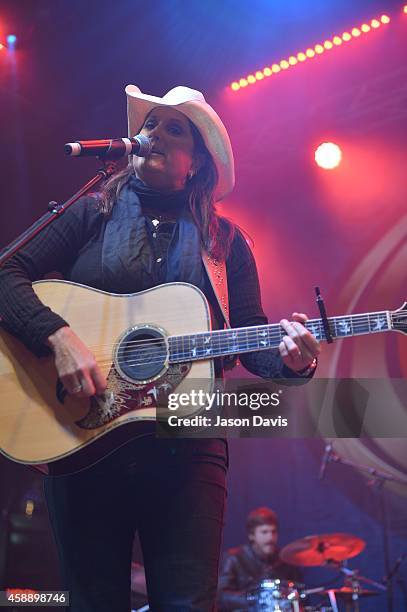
[97, 120, 235, 261]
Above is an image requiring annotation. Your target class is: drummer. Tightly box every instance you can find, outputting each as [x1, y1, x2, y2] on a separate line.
[218, 507, 302, 610]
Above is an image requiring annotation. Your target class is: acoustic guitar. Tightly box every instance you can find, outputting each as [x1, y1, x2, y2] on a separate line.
[0, 280, 405, 471]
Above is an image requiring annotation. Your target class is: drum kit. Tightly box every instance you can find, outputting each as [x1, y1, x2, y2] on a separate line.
[130, 532, 386, 611]
[246, 532, 386, 611]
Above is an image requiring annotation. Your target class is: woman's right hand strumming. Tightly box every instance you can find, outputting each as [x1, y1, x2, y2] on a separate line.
[46, 326, 107, 398]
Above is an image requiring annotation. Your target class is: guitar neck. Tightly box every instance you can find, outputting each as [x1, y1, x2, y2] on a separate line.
[168, 310, 392, 363]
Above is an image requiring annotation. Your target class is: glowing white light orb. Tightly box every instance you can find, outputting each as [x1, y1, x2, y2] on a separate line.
[314, 142, 342, 169]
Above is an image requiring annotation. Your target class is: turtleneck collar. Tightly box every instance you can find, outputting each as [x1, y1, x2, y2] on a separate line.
[129, 174, 189, 216]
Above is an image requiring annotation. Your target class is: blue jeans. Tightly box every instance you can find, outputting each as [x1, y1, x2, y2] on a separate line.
[44, 437, 228, 611]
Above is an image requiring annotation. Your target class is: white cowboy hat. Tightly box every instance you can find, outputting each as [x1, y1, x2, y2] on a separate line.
[125, 84, 235, 201]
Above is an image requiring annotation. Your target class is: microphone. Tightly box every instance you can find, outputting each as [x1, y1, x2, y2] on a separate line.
[64, 134, 152, 159]
[318, 443, 333, 480]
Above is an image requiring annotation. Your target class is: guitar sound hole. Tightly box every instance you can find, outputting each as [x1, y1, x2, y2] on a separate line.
[115, 326, 168, 383]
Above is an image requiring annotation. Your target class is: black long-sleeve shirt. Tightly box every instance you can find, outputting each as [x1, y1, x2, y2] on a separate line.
[0, 195, 309, 381]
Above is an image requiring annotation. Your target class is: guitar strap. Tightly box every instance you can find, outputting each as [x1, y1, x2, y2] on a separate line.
[202, 251, 238, 370]
[202, 251, 230, 327]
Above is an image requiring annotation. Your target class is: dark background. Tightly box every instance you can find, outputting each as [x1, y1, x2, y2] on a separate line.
[1, 1, 406, 610]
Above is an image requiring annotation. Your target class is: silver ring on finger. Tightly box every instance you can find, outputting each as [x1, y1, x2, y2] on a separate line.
[72, 383, 83, 393]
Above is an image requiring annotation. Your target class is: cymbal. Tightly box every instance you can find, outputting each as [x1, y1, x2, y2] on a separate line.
[279, 533, 366, 566]
[322, 587, 380, 600]
[131, 562, 147, 595]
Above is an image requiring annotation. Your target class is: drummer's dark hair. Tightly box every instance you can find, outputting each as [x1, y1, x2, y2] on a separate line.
[246, 507, 278, 533]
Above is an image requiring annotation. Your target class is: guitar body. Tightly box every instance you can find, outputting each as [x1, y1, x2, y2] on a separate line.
[1, 277, 404, 473]
[0, 280, 214, 470]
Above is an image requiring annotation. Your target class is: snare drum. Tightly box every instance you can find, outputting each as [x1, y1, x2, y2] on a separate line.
[247, 578, 302, 611]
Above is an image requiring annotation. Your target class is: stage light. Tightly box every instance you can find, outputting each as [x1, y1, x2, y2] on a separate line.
[315, 142, 342, 170]
[229, 8, 394, 92]
[7, 34, 17, 45]
[0, 44, 4, 51]
[404, 5, 407, 14]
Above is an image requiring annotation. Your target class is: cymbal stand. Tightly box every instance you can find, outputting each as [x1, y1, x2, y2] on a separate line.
[325, 589, 339, 612]
[341, 567, 386, 612]
[341, 565, 387, 592]
[321, 560, 387, 612]
[324, 445, 407, 611]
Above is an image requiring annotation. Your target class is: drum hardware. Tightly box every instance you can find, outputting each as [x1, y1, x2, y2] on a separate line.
[247, 578, 302, 611]
[321, 586, 380, 599]
[315, 443, 407, 612]
[278, 533, 387, 611]
[279, 533, 366, 567]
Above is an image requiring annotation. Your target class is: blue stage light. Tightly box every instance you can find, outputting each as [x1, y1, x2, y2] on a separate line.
[7, 34, 17, 45]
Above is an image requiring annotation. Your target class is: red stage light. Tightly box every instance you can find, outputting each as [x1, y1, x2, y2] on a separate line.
[404, 5, 407, 14]
[315, 142, 342, 170]
[0, 44, 4, 51]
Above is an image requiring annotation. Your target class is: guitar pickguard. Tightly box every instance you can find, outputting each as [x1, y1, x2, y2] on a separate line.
[74, 362, 191, 430]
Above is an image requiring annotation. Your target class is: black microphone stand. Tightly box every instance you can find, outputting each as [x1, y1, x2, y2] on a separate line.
[323, 444, 407, 612]
[0, 160, 118, 266]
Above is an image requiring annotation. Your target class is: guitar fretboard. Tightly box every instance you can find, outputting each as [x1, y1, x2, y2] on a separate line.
[168, 311, 390, 363]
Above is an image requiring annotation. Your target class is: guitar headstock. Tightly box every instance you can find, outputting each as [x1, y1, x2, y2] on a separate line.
[391, 302, 407, 335]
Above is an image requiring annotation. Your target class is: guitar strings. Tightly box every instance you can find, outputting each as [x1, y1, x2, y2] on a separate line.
[87, 313, 393, 355]
[91, 321, 398, 370]
[90, 325, 395, 365]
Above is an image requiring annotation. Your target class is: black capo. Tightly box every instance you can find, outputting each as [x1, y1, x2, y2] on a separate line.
[315, 286, 333, 343]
